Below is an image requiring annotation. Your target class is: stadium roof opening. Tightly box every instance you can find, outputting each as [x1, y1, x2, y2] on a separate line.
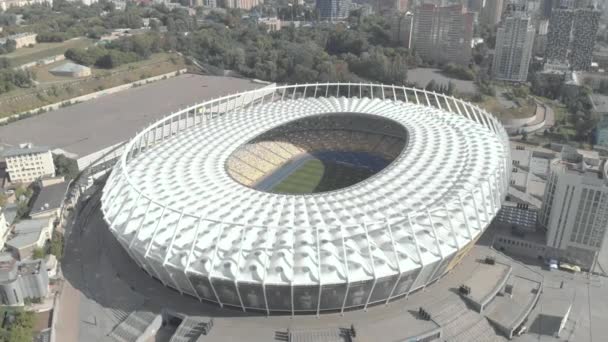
[227, 113, 408, 194]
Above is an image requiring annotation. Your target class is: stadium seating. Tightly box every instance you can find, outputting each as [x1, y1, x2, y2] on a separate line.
[226, 114, 408, 187]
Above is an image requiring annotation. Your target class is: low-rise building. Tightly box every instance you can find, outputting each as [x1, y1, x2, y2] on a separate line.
[0, 253, 49, 306]
[0, 32, 37, 49]
[5, 218, 52, 261]
[0, 208, 9, 248]
[30, 180, 68, 221]
[258, 17, 281, 32]
[3, 143, 55, 184]
[0, 0, 51, 11]
[0, 204, 18, 229]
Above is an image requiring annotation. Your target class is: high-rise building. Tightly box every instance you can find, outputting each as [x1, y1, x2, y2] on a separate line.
[570, 8, 600, 71]
[316, 0, 351, 20]
[222, 0, 259, 9]
[467, 0, 483, 13]
[375, 0, 408, 14]
[493, 12, 535, 82]
[391, 12, 414, 49]
[539, 146, 608, 273]
[480, 0, 504, 27]
[545, 8, 574, 63]
[545, 6, 600, 70]
[413, 4, 474, 65]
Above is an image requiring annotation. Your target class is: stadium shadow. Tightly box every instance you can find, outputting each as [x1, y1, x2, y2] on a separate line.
[62, 190, 269, 319]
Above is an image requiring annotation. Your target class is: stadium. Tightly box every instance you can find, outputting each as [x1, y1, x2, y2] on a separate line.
[100, 83, 510, 315]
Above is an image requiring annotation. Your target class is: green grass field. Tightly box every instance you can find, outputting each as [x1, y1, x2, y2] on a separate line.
[4, 38, 95, 66]
[270, 158, 380, 194]
[271, 159, 325, 194]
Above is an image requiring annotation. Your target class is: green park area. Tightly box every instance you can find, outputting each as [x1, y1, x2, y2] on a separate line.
[0, 52, 187, 117]
[2, 38, 94, 66]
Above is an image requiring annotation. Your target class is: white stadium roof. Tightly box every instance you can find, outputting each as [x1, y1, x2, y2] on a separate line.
[101, 83, 510, 313]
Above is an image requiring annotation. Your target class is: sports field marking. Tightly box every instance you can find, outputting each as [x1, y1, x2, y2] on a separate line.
[271, 159, 325, 194]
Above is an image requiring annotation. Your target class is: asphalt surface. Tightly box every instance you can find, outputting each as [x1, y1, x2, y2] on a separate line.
[56, 185, 608, 342]
[0, 74, 265, 157]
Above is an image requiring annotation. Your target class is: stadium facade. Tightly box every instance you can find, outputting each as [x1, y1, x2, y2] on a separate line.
[101, 83, 510, 315]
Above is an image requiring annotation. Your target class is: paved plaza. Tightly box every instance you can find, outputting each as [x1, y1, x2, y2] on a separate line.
[53, 183, 608, 342]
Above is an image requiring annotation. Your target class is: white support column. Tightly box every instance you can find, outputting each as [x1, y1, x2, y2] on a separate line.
[459, 100, 473, 121]
[109, 192, 132, 228]
[184, 218, 204, 301]
[424, 211, 445, 286]
[451, 98, 463, 116]
[119, 193, 141, 236]
[162, 211, 186, 294]
[478, 185, 490, 224]
[385, 220, 403, 303]
[402, 87, 408, 103]
[406, 215, 424, 265]
[144, 207, 166, 258]
[433, 92, 442, 110]
[315, 224, 322, 317]
[423, 90, 431, 107]
[234, 226, 247, 312]
[262, 225, 271, 315]
[444, 95, 453, 113]
[363, 223, 377, 310]
[458, 195, 474, 240]
[470, 190, 484, 235]
[128, 200, 152, 249]
[209, 224, 226, 307]
[443, 203, 461, 249]
[414, 89, 420, 104]
[339, 224, 350, 315]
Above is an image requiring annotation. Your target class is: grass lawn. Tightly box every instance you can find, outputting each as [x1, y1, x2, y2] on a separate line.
[3, 38, 95, 66]
[478, 95, 536, 120]
[0, 52, 187, 117]
[272, 159, 325, 194]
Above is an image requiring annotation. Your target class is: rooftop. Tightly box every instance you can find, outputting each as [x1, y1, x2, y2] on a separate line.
[17, 258, 42, 276]
[2, 144, 50, 158]
[6, 218, 49, 249]
[49, 61, 90, 74]
[0, 203, 18, 226]
[30, 181, 68, 216]
[591, 93, 608, 114]
[0, 75, 267, 158]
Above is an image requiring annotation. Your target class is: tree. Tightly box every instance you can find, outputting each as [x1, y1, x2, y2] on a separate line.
[447, 81, 455, 95]
[32, 247, 45, 259]
[50, 231, 64, 260]
[4, 39, 16, 53]
[0, 310, 35, 342]
[53, 154, 79, 180]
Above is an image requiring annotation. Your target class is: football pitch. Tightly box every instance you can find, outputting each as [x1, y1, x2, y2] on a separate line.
[271, 159, 325, 194]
